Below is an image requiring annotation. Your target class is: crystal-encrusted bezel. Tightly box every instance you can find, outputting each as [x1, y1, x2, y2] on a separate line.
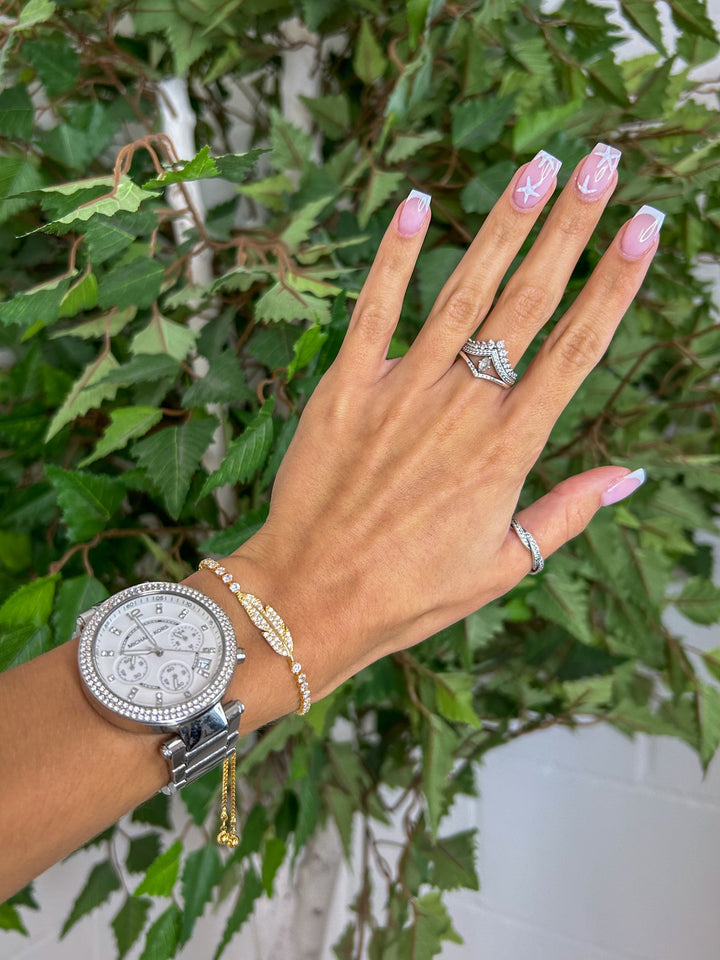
[77, 581, 237, 731]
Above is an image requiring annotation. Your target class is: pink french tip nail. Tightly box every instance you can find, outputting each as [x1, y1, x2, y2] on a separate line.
[620, 205, 665, 259]
[397, 189, 431, 237]
[512, 150, 562, 211]
[601, 468, 646, 506]
[575, 142, 621, 201]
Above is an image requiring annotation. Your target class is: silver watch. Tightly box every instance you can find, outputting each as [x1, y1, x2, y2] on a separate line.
[76, 581, 245, 794]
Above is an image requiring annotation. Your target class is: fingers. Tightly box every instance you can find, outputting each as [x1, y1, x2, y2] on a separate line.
[403, 150, 562, 383]
[472, 144, 621, 364]
[336, 190, 431, 380]
[500, 466, 646, 581]
[505, 205, 664, 434]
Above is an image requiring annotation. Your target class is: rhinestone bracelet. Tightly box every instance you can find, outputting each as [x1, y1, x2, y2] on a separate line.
[198, 558, 311, 715]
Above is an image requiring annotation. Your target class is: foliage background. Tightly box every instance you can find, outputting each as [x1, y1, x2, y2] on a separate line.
[1, 0, 720, 957]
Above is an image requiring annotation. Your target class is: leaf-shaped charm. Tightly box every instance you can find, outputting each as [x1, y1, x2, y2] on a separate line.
[240, 595, 293, 659]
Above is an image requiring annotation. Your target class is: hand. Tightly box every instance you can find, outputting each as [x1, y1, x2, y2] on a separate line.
[230, 145, 658, 699]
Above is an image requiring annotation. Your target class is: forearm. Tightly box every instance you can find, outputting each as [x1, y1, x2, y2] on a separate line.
[0, 553, 330, 902]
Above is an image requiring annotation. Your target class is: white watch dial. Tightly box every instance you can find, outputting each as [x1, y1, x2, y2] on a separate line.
[92, 591, 225, 709]
[79, 582, 238, 728]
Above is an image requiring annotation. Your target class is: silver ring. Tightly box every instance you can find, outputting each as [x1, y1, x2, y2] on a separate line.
[510, 518, 544, 574]
[459, 338, 518, 386]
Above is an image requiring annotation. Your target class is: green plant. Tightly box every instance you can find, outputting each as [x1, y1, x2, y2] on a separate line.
[1, 0, 720, 957]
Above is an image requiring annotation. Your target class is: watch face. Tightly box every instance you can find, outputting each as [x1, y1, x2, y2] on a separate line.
[78, 582, 237, 728]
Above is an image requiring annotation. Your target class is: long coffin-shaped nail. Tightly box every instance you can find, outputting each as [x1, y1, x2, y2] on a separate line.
[512, 150, 562, 211]
[575, 142, 621, 202]
[620, 206, 665, 259]
[397, 189, 432, 237]
[601, 468, 646, 506]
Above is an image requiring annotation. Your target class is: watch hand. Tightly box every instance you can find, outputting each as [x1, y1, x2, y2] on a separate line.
[129, 612, 161, 650]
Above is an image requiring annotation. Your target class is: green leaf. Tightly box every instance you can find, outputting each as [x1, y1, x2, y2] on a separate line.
[138, 904, 182, 960]
[133, 840, 183, 898]
[126, 834, 162, 874]
[199, 399, 274, 499]
[237, 174, 294, 211]
[300, 94, 351, 140]
[143, 146, 264, 189]
[358, 170, 404, 228]
[25, 38, 80, 96]
[130, 313, 198, 362]
[421, 715, 458, 838]
[698, 683, 720, 770]
[281, 195, 334, 248]
[460, 160, 515, 214]
[41, 178, 150, 231]
[407, 0, 431, 47]
[0, 273, 73, 331]
[85, 217, 139, 264]
[45, 465, 126, 543]
[132, 418, 216, 518]
[385, 130, 443, 164]
[112, 897, 152, 960]
[17, 0, 56, 27]
[46, 351, 120, 441]
[527, 572, 593, 645]
[180, 845, 222, 944]
[563, 675, 615, 709]
[182, 352, 253, 407]
[214, 868, 264, 960]
[619, 0, 666, 53]
[0, 903, 28, 935]
[79, 406, 164, 467]
[98, 258, 164, 312]
[261, 837, 286, 897]
[397, 890, 462, 956]
[58, 270, 98, 319]
[51, 307, 135, 341]
[42, 103, 117, 172]
[702, 649, 720, 685]
[92, 353, 180, 389]
[60, 861, 121, 938]
[254, 283, 332, 324]
[179, 769, 218, 825]
[0, 84, 33, 139]
[435, 673, 482, 728]
[132, 793, 171, 829]
[269, 108, 315, 173]
[668, 0, 718, 41]
[430, 829, 479, 891]
[674, 577, 720, 625]
[52, 574, 108, 645]
[451, 96, 515, 152]
[0, 575, 58, 672]
[199, 505, 269, 554]
[512, 99, 583, 153]
[353, 20, 387, 84]
[287, 322, 328, 380]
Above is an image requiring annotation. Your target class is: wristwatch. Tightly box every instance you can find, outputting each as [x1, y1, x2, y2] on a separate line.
[76, 581, 245, 794]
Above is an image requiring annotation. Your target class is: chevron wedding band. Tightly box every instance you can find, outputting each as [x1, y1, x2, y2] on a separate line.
[510, 518, 544, 574]
[460, 338, 518, 387]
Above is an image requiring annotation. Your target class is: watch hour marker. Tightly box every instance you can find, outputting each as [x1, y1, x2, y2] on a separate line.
[128, 687, 138, 700]
[179, 608, 188, 619]
[156, 692, 163, 705]
[111, 628, 121, 636]
[107, 675, 115, 683]
[155, 604, 163, 615]
[201, 624, 208, 631]
[197, 668, 210, 678]
[99, 650, 115, 657]
[201, 647, 216, 654]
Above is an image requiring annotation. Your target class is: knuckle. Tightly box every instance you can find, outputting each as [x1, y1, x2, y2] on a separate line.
[549, 320, 607, 372]
[353, 303, 390, 341]
[502, 282, 555, 326]
[440, 284, 491, 333]
[553, 208, 592, 239]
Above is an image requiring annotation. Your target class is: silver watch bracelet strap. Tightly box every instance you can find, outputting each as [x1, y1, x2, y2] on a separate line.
[161, 700, 244, 795]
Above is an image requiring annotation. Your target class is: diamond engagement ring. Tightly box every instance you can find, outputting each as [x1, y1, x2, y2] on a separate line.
[460, 338, 518, 387]
[510, 518, 544, 574]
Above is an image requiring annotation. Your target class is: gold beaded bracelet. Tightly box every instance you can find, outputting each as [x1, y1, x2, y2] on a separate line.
[198, 558, 312, 715]
[199, 558, 312, 849]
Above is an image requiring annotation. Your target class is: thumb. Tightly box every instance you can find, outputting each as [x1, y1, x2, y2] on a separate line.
[504, 466, 646, 577]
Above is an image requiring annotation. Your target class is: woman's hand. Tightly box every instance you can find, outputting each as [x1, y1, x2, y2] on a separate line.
[229, 144, 658, 698]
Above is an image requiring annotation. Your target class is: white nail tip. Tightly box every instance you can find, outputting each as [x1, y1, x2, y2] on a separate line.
[626, 468, 646, 485]
[636, 204, 665, 228]
[407, 189, 432, 211]
[536, 149, 562, 174]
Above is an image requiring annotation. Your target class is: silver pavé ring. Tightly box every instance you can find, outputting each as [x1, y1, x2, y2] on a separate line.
[459, 338, 518, 387]
[510, 518, 544, 574]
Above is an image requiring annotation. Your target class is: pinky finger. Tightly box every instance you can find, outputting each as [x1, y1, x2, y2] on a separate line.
[503, 466, 646, 579]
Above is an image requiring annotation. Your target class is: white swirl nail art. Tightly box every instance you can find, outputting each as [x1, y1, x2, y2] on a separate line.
[635, 204, 665, 242]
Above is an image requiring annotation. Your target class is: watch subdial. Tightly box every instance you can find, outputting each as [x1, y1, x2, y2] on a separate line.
[116, 655, 149, 684]
[168, 623, 203, 652]
[159, 660, 192, 693]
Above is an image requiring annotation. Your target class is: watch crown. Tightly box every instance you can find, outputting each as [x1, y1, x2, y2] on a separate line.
[236, 647, 246, 665]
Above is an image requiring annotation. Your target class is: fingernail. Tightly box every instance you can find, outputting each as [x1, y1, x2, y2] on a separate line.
[620, 205, 665, 259]
[575, 142, 621, 202]
[397, 189, 431, 237]
[601, 468, 646, 506]
[512, 150, 562, 211]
